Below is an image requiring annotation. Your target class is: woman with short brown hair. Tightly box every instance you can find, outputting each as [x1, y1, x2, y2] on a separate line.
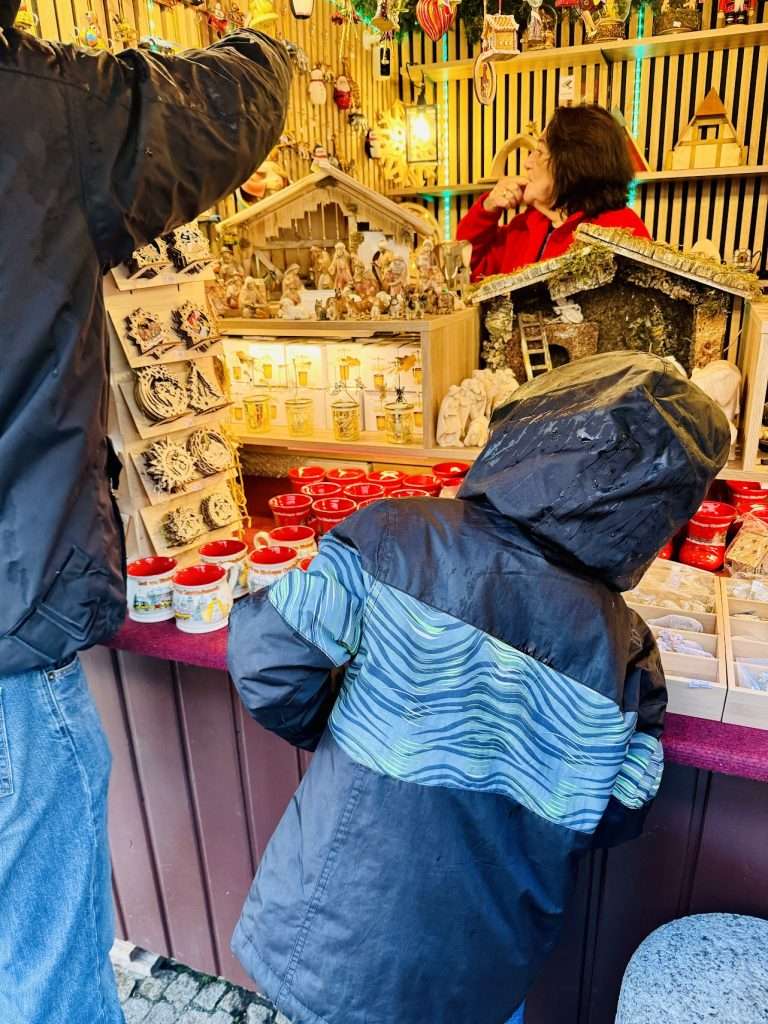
[457, 104, 650, 281]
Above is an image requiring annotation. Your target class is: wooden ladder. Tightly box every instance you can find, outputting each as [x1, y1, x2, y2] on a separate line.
[519, 314, 552, 381]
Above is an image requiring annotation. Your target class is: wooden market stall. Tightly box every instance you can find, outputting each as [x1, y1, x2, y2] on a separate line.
[17, 0, 768, 1018]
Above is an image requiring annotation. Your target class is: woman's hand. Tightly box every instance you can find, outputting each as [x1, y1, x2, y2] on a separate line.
[483, 176, 528, 214]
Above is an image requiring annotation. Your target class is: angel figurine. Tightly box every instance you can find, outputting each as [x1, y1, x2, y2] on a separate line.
[329, 242, 353, 292]
[436, 385, 464, 448]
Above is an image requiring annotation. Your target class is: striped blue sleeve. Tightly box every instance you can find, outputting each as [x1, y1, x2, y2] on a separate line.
[611, 733, 664, 810]
[267, 536, 368, 667]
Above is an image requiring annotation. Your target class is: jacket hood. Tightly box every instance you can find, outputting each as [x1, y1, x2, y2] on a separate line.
[459, 352, 731, 591]
[0, 0, 20, 27]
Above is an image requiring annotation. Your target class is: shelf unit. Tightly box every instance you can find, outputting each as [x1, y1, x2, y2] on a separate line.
[403, 23, 768, 84]
[222, 309, 480, 461]
[388, 166, 768, 199]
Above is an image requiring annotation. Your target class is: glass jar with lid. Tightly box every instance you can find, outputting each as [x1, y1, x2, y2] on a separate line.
[285, 396, 314, 437]
[384, 393, 415, 445]
[243, 392, 270, 433]
[331, 395, 361, 442]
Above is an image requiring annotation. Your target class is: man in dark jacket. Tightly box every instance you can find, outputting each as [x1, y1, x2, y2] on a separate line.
[228, 353, 730, 1024]
[0, 7, 290, 1021]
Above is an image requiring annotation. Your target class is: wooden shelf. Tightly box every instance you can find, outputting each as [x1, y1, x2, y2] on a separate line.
[403, 22, 768, 84]
[235, 436, 768, 478]
[235, 428, 483, 466]
[387, 166, 768, 199]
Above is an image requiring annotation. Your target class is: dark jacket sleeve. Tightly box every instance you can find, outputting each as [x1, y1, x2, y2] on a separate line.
[593, 614, 667, 849]
[65, 31, 292, 267]
[227, 535, 368, 751]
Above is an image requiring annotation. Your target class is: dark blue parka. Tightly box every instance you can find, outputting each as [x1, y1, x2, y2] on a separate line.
[228, 353, 730, 1024]
[0, 18, 290, 672]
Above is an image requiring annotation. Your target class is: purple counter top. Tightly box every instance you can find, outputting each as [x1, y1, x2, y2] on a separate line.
[108, 618, 768, 785]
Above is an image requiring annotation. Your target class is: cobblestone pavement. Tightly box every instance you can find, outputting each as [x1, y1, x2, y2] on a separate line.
[115, 950, 291, 1024]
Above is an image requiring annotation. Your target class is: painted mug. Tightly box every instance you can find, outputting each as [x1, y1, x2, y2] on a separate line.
[253, 525, 317, 558]
[126, 556, 177, 623]
[248, 545, 298, 592]
[172, 564, 233, 634]
[268, 492, 313, 527]
[199, 538, 249, 599]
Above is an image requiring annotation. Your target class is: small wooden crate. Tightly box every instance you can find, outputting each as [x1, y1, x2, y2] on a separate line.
[721, 581, 768, 730]
[737, 302, 768, 474]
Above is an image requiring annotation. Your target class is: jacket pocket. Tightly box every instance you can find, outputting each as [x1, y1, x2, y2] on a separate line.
[0, 689, 14, 799]
[7, 547, 110, 664]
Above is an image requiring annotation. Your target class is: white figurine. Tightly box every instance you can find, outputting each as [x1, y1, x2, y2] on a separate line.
[691, 360, 741, 452]
[493, 368, 520, 413]
[436, 385, 464, 447]
[309, 66, 327, 105]
[460, 377, 488, 426]
[464, 414, 491, 449]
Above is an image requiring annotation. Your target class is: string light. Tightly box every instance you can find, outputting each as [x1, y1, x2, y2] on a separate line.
[441, 34, 451, 240]
[628, 5, 645, 209]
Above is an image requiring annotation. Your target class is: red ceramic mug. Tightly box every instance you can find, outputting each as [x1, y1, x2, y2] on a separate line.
[253, 524, 317, 558]
[127, 556, 177, 623]
[268, 492, 312, 527]
[301, 481, 343, 500]
[344, 483, 386, 502]
[366, 470, 403, 493]
[298, 556, 316, 572]
[431, 461, 470, 486]
[326, 467, 366, 486]
[172, 564, 232, 634]
[402, 473, 442, 497]
[199, 538, 249, 599]
[678, 500, 737, 572]
[288, 465, 326, 492]
[390, 488, 429, 499]
[247, 545, 298, 592]
[312, 496, 357, 534]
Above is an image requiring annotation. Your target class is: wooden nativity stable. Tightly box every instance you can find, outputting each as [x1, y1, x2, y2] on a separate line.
[215, 159, 435, 290]
[470, 222, 762, 405]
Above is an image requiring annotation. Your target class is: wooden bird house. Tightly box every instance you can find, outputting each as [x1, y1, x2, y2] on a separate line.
[665, 89, 746, 170]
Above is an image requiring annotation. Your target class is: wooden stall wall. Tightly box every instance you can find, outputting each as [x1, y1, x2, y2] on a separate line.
[82, 646, 768, 1019]
[29, 0, 397, 194]
[395, 1, 768, 277]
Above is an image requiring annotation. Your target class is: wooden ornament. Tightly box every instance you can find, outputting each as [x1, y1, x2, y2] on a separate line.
[125, 308, 173, 356]
[134, 366, 189, 423]
[187, 363, 227, 413]
[163, 506, 206, 547]
[665, 90, 747, 170]
[201, 490, 238, 529]
[187, 429, 233, 475]
[143, 438, 197, 493]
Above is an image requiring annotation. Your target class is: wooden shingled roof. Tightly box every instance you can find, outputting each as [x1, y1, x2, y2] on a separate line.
[218, 160, 432, 243]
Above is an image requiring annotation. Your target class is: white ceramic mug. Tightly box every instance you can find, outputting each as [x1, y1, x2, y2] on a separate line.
[247, 545, 298, 593]
[172, 564, 233, 634]
[253, 525, 317, 559]
[199, 538, 249, 599]
[126, 556, 177, 623]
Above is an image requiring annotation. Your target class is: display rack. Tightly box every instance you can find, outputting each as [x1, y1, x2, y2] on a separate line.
[107, 251, 243, 562]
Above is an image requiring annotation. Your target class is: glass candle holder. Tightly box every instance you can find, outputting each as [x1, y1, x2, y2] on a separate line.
[244, 393, 270, 433]
[413, 364, 423, 385]
[385, 397, 415, 445]
[373, 371, 385, 390]
[331, 398, 361, 442]
[286, 397, 314, 437]
[414, 407, 424, 430]
[262, 360, 273, 381]
[375, 408, 387, 432]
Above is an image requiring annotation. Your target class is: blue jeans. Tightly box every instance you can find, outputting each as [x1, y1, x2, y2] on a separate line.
[507, 1002, 526, 1023]
[0, 658, 123, 1024]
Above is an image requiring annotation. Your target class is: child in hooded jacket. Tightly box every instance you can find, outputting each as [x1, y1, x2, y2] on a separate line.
[228, 352, 730, 1024]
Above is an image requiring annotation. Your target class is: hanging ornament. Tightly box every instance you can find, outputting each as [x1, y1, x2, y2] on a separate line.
[285, 41, 311, 73]
[207, 1, 229, 34]
[228, 2, 245, 27]
[334, 74, 352, 110]
[75, 10, 108, 50]
[416, 0, 456, 41]
[14, 0, 39, 33]
[289, 0, 314, 16]
[349, 111, 369, 135]
[247, 0, 278, 26]
[309, 65, 328, 104]
[112, 4, 137, 48]
[365, 129, 383, 159]
[375, 36, 393, 80]
[372, 0, 399, 33]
